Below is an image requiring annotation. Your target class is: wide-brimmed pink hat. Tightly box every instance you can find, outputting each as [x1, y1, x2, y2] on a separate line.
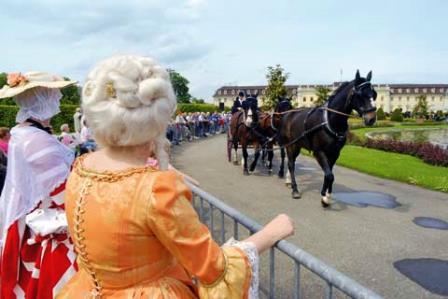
[0, 71, 77, 99]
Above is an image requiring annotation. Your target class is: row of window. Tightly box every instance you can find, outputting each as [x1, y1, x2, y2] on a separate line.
[394, 88, 446, 94]
[391, 96, 444, 102]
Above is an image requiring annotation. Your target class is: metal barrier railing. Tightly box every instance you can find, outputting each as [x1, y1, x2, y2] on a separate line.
[187, 182, 384, 299]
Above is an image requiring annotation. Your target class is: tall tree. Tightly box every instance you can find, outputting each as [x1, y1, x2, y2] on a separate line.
[60, 77, 81, 105]
[168, 69, 191, 103]
[264, 64, 289, 110]
[314, 86, 331, 106]
[413, 95, 428, 118]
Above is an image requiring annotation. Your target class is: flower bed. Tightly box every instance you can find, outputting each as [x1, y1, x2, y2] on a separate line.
[347, 131, 448, 167]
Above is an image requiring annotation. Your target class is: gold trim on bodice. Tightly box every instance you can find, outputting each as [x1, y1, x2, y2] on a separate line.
[73, 178, 102, 298]
[75, 155, 157, 183]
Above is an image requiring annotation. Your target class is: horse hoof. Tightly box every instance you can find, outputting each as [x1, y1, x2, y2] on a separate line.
[321, 199, 331, 208]
[292, 191, 301, 199]
[268, 169, 273, 175]
[243, 170, 250, 176]
[233, 161, 239, 165]
[278, 172, 284, 179]
[321, 193, 332, 208]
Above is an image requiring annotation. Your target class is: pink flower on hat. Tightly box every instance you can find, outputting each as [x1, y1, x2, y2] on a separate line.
[7, 72, 28, 87]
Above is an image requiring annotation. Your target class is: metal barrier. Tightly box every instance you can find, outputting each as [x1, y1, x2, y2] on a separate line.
[187, 182, 384, 299]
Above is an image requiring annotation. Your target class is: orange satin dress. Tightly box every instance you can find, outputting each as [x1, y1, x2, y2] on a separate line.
[57, 156, 252, 298]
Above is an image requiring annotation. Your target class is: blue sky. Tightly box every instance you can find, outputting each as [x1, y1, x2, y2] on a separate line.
[0, 0, 447, 100]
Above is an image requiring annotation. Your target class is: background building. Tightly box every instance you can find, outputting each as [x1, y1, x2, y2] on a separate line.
[214, 83, 448, 113]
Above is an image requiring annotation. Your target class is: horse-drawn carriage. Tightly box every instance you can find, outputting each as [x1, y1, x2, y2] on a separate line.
[228, 71, 378, 207]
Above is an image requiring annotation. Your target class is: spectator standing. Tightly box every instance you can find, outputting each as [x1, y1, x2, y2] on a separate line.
[0, 127, 10, 156]
[0, 71, 77, 298]
[60, 123, 78, 150]
[73, 107, 82, 134]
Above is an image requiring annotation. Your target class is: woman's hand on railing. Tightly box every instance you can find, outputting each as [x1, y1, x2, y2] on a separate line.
[244, 214, 295, 254]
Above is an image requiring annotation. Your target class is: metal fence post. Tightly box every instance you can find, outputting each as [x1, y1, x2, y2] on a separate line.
[269, 248, 275, 299]
[294, 262, 301, 299]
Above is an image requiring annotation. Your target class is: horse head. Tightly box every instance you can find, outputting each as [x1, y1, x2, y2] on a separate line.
[351, 70, 377, 126]
[275, 97, 293, 113]
[244, 94, 259, 127]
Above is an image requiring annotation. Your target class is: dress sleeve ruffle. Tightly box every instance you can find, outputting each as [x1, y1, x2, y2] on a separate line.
[198, 240, 259, 299]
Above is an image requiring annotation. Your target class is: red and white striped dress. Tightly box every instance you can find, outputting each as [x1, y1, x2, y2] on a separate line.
[0, 126, 77, 299]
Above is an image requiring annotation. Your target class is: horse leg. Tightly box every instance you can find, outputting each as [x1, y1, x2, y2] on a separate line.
[287, 146, 301, 199]
[261, 146, 266, 162]
[242, 143, 249, 175]
[232, 138, 239, 165]
[325, 152, 340, 205]
[267, 144, 274, 174]
[249, 143, 261, 173]
[278, 147, 285, 178]
[314, 151, 334, 208]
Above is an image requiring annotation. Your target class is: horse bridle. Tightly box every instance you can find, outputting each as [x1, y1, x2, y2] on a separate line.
[348, 81, 377, 114]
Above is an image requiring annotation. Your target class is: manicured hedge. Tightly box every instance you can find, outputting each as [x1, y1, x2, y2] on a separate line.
[0, 104, 78, 133]
[177, 103, 221, 113]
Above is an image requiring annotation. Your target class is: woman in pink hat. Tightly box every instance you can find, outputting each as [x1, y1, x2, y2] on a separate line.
[0, 72, 78, 299]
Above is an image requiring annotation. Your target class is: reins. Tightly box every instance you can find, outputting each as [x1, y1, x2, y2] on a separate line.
[272, 107, 358, 118]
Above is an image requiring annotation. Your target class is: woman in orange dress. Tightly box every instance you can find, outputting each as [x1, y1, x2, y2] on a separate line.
[57, 55, 295, 298]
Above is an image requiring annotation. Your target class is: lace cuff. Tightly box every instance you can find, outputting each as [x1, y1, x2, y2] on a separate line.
[225, 238, 259, 299]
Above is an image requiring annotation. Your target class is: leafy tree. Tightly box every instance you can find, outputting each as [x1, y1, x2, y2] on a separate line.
[0, 72, 14, 105]
[191, 98, 205, 104]
[264, 64, 289, 110]
[168, 69, 191, 103]
[314, 86, 331, 106]
[0, 72, 7, 88]
[376, 106, 386, 120]
[390, 108, 403, 122]
[413, 95, 428, 118]
[60, 77, 81, 105]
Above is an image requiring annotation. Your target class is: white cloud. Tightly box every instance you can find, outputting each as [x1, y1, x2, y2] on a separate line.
[0, 0, 211, 86]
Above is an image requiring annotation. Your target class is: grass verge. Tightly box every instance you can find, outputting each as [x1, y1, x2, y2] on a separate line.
[335, 145, 448, 193]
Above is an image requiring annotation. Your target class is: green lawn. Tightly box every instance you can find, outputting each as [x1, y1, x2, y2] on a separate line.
[336, 145, 448, 193]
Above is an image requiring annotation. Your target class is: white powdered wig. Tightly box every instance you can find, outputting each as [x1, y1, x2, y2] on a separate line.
[82, 55, 176, 170]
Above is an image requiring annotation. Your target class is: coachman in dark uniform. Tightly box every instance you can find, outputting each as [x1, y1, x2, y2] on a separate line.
[231, 91, 246, 114]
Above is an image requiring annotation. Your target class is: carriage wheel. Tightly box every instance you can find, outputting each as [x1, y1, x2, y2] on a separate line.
[227, 130, 233, 162]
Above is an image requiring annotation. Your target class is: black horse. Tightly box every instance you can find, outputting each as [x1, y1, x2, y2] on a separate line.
[279, 70, 377, 207]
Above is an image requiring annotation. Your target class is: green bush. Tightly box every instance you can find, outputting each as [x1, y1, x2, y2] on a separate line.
[177, 103, 219, 113]
[51, 105, 78, 132]
[0, 104, 78, 133]
[390, 108, 403, 122]
[376, 107, 386, 120]
[0, 105, 18, 128]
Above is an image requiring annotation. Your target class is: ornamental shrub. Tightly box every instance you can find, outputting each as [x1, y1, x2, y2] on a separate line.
[376, 107, 386, 120]
[390, 108, 403, 122]
[177, 103, 220, 113]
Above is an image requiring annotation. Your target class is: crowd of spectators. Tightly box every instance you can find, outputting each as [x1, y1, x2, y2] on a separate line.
[167, 111, 232, 145]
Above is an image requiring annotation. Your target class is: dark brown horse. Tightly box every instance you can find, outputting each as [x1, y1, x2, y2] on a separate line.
[278, 71, 377, 207]
[230, 97, 293, 175]
[229, 95, 260, 175]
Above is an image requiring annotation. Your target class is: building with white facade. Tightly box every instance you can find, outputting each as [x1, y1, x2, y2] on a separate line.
[213, 83, 448, 113]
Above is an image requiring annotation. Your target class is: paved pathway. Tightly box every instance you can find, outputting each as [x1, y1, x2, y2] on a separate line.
[172, 134, 448, 299]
